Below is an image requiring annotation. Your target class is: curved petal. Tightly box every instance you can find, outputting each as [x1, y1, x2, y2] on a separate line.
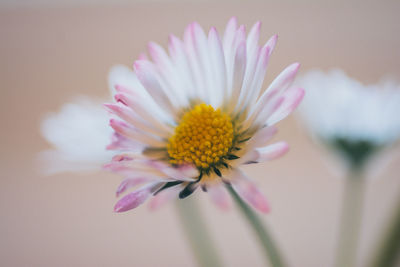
[249, 62, 300, 120]
[116, 177, 152, 197]
[104, 103, 167, 138]
[265, 62, 300, 96]
[226, 41, 246, 112]
[231, 169, 270, 213]
[168, 34, 197, 100]
[223, 16, 238, 52]
[183, 22, 214, 103]
[114, 183, 160, 212]
[208, 27, 226, 107]
[109, 119, 166, 148]
[106, 132, 143, 151]
[240, 141, 289, 164]
[266, 87, 305, 125]
[134, 60, 176, 114]
[113, 90, 174, 133]
[208, 185, 231, 211]
[248, 126, 278, 148]
[148, 42, 189, 107]
[225, 25, 246, 102]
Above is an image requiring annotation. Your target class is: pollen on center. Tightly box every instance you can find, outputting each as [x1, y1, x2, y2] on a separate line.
[167, 103, 234, 169]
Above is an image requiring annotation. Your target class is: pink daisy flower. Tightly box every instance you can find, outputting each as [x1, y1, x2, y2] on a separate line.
[105, 17, 304, 213]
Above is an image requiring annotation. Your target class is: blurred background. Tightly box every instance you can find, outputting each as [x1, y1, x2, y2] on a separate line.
[1, 0, 400, 266]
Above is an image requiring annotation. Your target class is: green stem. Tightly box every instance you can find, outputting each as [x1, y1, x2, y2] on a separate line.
[371, 195, 400, 267]
[176, 197, 223, 267]
[335, 168, 366, 267]
[227, 184, 286, 267]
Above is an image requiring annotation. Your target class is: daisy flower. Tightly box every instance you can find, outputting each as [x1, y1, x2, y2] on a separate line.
[105, 17, 304, 213]
[296, 69, 400, 267]
[297, 69, 400, 168]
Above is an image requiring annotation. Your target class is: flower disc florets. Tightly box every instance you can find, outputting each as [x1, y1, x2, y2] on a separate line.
[167, 103, 234, 171]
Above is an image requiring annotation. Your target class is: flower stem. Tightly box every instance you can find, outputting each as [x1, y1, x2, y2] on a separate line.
[227, 184, 286, 267]
[371, 195, 400, 267]
[335, 167, 366, 267]
[176, 197, 223, 267]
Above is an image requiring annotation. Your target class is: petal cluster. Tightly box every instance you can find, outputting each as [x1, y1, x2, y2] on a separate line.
[105, 17, 304, 213]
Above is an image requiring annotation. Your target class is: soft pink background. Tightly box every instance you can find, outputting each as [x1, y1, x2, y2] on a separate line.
[1, 2, 400, 266]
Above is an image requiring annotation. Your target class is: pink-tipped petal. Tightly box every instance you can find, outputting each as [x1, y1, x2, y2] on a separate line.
[246, 63, 301, 127]
[225, 25, 246, 100]
[243, 95, 284, 130]
[107, 132, 143, 151]
[267, 87, 305, 125]
[105, 102, 169, 138]
[109, 119, 165, 147]
[248, 126, 278, 148]
[265, 34, 278, 56]
[116, 177, 150, 197]
[256, 141, 289, 161]
[208, 185, 231, 211]
[137, 52, 148, 60]
[208, 27, 226, 107]
[247, 21, 261, 50]
[231, 170, 270, 213]
[266, 62, 300, 96]
[240, 141, 289, 164]
[223, 16, 238, 49]
[114, 186, 152, 212]
[227, 41, 247, 111]
[243, 44, 271, 109]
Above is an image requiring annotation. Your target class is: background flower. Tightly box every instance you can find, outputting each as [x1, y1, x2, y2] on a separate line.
[297, 69, 400, 168]
[296, 69, 400, 267]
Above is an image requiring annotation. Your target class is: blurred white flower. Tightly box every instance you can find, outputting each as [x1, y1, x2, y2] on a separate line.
[39, 97, 116, 174]
[296, 69, 400, 167]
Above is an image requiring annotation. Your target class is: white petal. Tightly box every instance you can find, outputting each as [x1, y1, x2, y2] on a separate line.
[208, 27, 227, 107]
[227, 41, 246, 112]
[134, 60, 176, 114]
[240, 141, 289, 164]
[223, 17, 238, 52]
[168, 34, 197, 100]
[247, 126, 278, 148]
[225, 25, 246, 102]
[148, 42, 189, 107]
[183, 22, 212, 103]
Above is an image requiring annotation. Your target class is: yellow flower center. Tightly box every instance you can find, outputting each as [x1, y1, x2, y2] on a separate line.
[167, 103, 234, 170]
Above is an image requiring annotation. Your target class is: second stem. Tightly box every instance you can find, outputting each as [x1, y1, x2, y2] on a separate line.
[336, 168, 366, 267]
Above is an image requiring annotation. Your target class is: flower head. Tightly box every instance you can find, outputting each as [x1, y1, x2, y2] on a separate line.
[297, 69, 400, 168]
[105, 17, 304, 213]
